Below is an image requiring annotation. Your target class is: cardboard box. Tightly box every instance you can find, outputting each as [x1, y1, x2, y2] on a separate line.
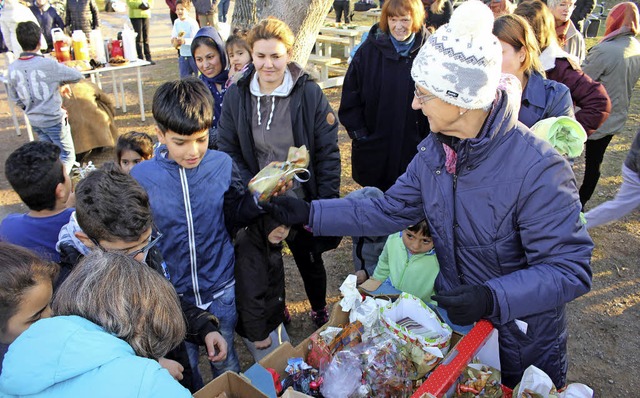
[281, 387, 314, 398]
[257, 303, 350, 398]
[260, 302, 469, 398]
[411, 320, 500, 398]
[194, 371, 269, 398]
[259, 302, 350, 380]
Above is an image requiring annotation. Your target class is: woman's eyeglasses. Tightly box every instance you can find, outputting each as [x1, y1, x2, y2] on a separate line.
[414, 85, 438, 105]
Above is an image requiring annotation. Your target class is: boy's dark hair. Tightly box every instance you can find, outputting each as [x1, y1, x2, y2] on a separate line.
[0, 242, 59, 337]
[75, 167, 153, 243]
[152, 78, 213, 135]
[225, 28, 250, 52]
[116, 131, 154, 162]
[176, 0, 191, 8]
[16, 22, 41, 52]
[407, 219, 431, 237]
[5, 141, 65, 211]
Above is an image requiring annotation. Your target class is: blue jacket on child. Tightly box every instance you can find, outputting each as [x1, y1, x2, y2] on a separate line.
[132, 145, 259, 307]
[0, 315, 190, 397]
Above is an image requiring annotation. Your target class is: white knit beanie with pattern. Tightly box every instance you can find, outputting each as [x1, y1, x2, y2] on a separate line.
[411, 0, 502, 110]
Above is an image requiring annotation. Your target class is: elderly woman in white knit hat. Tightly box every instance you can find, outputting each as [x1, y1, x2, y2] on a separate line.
[263, 0, 593, 388]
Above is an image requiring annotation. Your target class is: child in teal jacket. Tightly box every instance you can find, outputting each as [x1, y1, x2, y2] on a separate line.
[362, 220, 439, 305]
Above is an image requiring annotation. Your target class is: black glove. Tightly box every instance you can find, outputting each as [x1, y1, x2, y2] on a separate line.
[432, 285, 494, 326]
[262, 196, 311, 226]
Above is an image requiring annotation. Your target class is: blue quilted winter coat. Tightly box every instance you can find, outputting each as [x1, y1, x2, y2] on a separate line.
[309, 90, 593, 388]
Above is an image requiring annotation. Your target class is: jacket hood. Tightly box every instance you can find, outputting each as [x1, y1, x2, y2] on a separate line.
[246, 62, 306, 130]
[540, 41, 579, 71]
[368, 23, 427, 59]
[56, 211, 91, 256]
[430, 88, 523, 169]
[243, 214, 285, 252]
[0, 316, 135, 395]
[191, 26, 228, 71]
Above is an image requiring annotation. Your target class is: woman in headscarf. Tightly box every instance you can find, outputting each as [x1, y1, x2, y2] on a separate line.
[493, 13, 574, 127]
[338, 0, 429, 192]
[191, 26, 229, 148]
[579, 2, 640, 209]
[264, 0, 593, 388]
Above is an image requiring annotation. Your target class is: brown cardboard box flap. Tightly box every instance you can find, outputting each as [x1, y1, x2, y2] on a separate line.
[194, 371, 269, 398]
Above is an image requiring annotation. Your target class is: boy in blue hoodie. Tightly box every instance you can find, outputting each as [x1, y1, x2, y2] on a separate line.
[131, 77, 261, 389]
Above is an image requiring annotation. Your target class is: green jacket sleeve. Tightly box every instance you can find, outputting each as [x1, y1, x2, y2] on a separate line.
[372, 235, 393, 281]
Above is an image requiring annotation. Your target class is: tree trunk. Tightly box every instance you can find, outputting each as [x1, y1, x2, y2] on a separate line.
[260, 0, 333, 66]
[232, 0, 258, 30]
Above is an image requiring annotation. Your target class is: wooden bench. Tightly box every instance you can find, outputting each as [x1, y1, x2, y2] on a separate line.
[315, 35, 351, 58]
[307, 55, 345, 89]
[318, 27, 365, 58]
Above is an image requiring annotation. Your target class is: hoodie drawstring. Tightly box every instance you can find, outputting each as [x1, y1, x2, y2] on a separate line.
[256, 98, 262, 126]
[256, 96, 277, 131]
[266, 99, 276, 130]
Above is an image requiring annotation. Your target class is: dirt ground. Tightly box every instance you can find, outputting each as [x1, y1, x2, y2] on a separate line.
[0, 5, 638, 397]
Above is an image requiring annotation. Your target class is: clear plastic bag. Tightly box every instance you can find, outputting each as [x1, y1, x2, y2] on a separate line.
[355, 333, 415, 397]
[319, 350, 363, 398]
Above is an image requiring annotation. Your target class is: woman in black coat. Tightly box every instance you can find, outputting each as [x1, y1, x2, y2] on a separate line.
[339, 0, 429, 192]
[218, 18, 340, 329]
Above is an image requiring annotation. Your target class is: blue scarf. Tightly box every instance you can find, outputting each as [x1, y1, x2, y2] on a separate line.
[199, 70, 229, 127]
[389, 33, 416, 57]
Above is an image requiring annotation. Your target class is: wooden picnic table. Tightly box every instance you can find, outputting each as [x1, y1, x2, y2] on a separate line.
[314, 35, 352, 58]
[306, 54, 346, 89]
[364, 8, 382, 24]
[318, 26, 368, 58]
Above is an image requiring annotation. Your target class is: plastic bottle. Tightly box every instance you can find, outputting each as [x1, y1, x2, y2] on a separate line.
[121, 25, 138, 61]
[89, 29, 107, 63]
[110, 38, 124, 59]
[51, 28, 71, 62]
[72, 30, 90, 61]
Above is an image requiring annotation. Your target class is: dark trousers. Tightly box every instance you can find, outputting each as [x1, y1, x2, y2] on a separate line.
[334, 1, 351, 23]
[170, 11, 178, 24]
[287, 227, 327, 311]
[218, 0, 230, 22]
[130, 17, 152, 61]
[579, 135, 614, 209]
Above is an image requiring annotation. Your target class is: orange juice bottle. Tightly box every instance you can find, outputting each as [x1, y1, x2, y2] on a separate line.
[71, 30, 89, 61]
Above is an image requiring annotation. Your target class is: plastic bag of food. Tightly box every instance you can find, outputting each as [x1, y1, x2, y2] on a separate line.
[248, 146, 310, 202]
[530, 116, 587, 158]
[513, 365, 593, 398]
[319, 350, 363, 398]
[356, 335, 415, 396]
[454, 363, 503, 397]
[380, 293, 452, 376]
[307, 331, 332, 370]
[327, 321, 364, 355]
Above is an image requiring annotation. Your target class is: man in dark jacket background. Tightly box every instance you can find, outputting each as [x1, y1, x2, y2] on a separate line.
[65, 0, 99, 37]
[570, 0, 596, 32]
[30, 0, 64, 51]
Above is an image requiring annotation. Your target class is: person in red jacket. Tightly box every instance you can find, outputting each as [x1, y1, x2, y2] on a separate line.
[515, 0, 610, 138]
